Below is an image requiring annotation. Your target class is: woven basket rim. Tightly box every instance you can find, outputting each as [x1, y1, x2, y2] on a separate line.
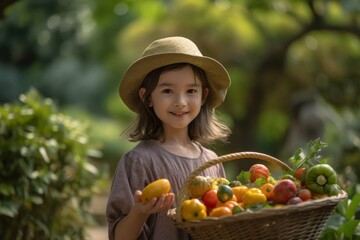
[168, 190, 348, 226]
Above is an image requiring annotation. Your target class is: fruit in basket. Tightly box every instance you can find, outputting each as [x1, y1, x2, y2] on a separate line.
[217, 185, 234, 203]
[232, 186, 248, 202]
[272, 179, 297, 204]
[141, 179, 171, 204]
[213, 177, 230, 186]
[297, 188, 312, 201]
[312, 193, 328, 199]
[305, 164, 337, 194]
[181, 198, 207, 221]
[202, 189, 219, 209]
[216, 200, 239, 209]
[279, 174, 301, 190]
[224, 200, 240, 209]
[267, 176, 277, 185]
[294, 167, 307, 185]
[249, 164, 270, 182]
[242, 188, 267, 207]
[260, 183, 274, 200]
[209, 206, 232, 217]
[287, 197, 303, 205]
[188, 176, 214, 198]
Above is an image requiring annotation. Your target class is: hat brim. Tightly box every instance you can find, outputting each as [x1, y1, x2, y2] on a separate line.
[119, 53, 231, 112]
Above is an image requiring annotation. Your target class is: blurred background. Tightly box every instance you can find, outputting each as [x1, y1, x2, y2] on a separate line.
[0, 0, 359, 239]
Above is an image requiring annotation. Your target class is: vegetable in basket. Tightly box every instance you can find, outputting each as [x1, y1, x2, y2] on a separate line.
[249, 164, 270, 182]
[242, 188, 267, 207]
[305, 164, 339, 195]
[288, 139, 343, 197]
[181, 199, 207, 221]
[217, 185, 234, 203]
[188, 176, 215, 198]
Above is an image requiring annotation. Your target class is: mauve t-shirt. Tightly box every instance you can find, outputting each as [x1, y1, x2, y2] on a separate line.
[106, 140, 225, 240]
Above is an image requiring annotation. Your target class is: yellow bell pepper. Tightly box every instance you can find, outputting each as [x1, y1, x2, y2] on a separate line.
[181, 198, 207, 221]
[242, 188, 267, 207]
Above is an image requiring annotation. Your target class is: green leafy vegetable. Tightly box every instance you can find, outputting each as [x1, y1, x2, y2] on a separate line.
[289, 138, 328, 171]
[236, 171, 251, 185]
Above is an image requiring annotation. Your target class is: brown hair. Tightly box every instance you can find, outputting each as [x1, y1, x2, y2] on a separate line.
[125, 63, 230, 144]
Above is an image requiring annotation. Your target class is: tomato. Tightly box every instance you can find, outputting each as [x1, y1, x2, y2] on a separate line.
[202, 189, 219, 209]
[141, 179, 171, 204]
[181, 198, 207, 221]
[297, 188, 312, 201]
[232, 186, 248, 202]
[249, 164, 270, 182]
[260, 183, 274, 200]
[209, 206, 232, 217]
[217, 185, 234, 203]
[294, 168, 307, 182]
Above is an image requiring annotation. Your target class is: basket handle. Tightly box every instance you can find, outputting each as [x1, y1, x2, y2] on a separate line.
[175, 151, 292, 222]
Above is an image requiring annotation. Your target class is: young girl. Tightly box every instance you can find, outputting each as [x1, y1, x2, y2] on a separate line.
[106, 36, 231, 240]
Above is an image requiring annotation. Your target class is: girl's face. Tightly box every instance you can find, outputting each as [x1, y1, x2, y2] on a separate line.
[147, 65, 208, 134]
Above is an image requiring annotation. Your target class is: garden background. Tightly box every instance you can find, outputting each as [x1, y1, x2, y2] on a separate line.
[0, 0, 359, 239]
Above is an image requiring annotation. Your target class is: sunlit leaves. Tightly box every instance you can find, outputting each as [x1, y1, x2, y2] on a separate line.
[0, 89, 100, 239]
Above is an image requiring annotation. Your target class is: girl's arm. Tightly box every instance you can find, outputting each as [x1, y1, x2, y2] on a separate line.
[114, 190, 175, 240]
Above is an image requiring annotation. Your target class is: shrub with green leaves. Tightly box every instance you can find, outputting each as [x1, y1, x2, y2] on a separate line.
[0, 89, 100, 240]
[319, 193, 360, 239]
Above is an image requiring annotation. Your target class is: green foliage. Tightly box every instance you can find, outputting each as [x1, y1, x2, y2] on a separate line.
[320, 193, 360, 239]
[0, 89, 100, 240]
[288, 138, 328, 171]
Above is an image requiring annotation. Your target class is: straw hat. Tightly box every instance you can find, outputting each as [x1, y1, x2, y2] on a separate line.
[119, 36, 231, 112]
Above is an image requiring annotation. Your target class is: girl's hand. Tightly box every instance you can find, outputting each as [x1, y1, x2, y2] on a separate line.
[133, 190, 175, 215]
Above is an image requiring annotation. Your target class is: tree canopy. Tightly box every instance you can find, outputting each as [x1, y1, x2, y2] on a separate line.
[1, 0, 359, 180]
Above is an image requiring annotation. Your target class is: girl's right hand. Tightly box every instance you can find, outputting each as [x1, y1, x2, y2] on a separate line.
[133, 190, 175, 215]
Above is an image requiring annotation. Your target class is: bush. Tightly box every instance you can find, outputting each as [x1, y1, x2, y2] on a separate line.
[0, 89, 101, 240]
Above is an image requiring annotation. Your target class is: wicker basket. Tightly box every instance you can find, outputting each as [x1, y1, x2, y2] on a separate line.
[168, 152, 348, 240]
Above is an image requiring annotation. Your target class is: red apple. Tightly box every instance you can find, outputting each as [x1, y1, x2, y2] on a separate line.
[272, 179, 297, 204]
[249, 164, 269, 182]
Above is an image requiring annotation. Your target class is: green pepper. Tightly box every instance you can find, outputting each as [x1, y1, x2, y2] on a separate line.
[305, 164, 337, 194]
[324, 184, 342, 196]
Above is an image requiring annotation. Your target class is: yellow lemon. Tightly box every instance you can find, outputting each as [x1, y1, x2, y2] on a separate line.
[141, 179, 171, 204]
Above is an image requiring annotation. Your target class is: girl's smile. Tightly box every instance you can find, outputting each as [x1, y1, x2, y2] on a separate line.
[170, 111, 189, 117]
